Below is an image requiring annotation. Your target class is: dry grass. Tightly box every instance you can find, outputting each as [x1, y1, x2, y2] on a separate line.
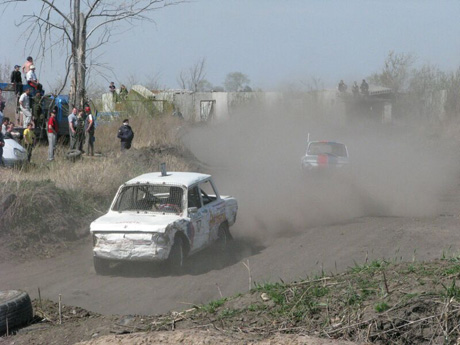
[0, 113, 191, 200]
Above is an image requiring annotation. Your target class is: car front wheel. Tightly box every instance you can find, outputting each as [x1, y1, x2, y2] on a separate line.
[93, 257, 111, 275]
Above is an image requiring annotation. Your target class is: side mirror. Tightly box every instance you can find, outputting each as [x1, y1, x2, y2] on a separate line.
[188, 207, 198, 214]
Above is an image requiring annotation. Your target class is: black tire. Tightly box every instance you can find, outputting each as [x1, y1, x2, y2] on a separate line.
[167, 236, 185, 274]
[0, 290, 33, 335]
[93, 257, 111, 275]
[216, 222, 232, 251]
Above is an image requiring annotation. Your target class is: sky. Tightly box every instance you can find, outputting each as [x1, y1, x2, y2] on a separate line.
[1, 0, 460, 92]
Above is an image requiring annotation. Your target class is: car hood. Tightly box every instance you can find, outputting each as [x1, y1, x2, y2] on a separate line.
[90, 212, 183, 233]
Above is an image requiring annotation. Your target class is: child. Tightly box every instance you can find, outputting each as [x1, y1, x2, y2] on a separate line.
[23, 122, 36, 162]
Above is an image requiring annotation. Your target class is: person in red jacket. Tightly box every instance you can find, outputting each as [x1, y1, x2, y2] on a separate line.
[47, 110, 58, 161]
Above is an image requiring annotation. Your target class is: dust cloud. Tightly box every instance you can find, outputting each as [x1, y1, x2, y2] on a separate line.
[183, 102, 459, 245]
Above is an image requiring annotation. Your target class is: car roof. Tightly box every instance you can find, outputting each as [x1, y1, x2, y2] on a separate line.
[125, 172, 211, 187]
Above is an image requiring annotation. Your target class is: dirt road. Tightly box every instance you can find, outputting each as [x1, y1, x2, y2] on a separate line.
[1, 119, 460, 317]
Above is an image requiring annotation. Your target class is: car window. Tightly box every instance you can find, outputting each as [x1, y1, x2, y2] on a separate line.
[188, 186, 202, 209]
[308, 143, 347, 157]
[199, 180, 217, 206]
[112, 185, 184, 213]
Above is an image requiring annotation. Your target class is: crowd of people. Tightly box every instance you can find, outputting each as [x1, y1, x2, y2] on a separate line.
[338, 79, 369, 96]
[0, 56, 135, 167]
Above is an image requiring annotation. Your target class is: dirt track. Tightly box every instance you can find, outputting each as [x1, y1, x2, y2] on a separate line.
[1, 119, 460, 319]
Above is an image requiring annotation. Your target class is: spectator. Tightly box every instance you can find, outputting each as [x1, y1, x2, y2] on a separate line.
[352, 81, 359, 96]
[22, 56, 33, 76]
[47, 110, 58, 161]
[0, 130, 4, 167]
[360, 79, 369, 95]
[117, 119, 134, 151]
[119, 84, 128, 100]
[68, 107, 77, 149]
[109, 82, 116, 94]
[22, 122, 36, 162]
[11, 65, 23, 96]
[84, 106, 95, 156]
[26, 65, 43, 92]
[4, 124, 16, 140]
[75, 110, 85, 152]
[32, 92, 44, 130]
[19, 88, 33, 127]
[0, 89, 5, 112]
[1, 117, 9, 135]
[338, 80, 347, 92]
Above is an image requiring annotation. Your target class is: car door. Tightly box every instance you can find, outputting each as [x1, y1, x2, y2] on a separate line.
[187, 185, 209, 252]
[198, 179, 226, 245]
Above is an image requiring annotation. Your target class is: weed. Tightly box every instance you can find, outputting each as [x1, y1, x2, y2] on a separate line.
[441, 279, 460, 300]
[219, 308, 240, 319]
[374, 302, 390, 313]
[201, 298, 227, 314]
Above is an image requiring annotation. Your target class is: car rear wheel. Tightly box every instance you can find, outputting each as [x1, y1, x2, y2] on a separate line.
[216, 222, 232, 251]
[93, 257, 111, 275]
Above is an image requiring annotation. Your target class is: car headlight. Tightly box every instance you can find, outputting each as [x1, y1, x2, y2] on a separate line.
[14, 148, 26, 158]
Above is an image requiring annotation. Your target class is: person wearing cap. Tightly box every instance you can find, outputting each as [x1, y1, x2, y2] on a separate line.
[11, 65, 23, 96]
[47, 110, 58, 161]
[26, 65, 43, 92]
[84, 106, 95, 156]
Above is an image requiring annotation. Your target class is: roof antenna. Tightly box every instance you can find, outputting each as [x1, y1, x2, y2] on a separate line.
[307, 133, 310, 142]
[160, 162, 167, 177]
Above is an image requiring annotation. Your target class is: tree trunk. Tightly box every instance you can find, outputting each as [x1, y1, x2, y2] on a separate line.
[76, 12, 86, 109]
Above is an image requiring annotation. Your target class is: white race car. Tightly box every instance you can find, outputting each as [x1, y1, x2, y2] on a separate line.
[2, 139, 27, 167]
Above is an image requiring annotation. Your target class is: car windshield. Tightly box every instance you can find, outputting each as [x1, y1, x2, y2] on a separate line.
[112, 184, 184, 214]
[307, 142, 347, 157]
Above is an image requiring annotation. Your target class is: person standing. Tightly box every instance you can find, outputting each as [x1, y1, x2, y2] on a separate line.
[19, 88, 33, 127]
[68, 107, 77, 149]
[23, 122, 36, 162]
[47, 110, 58, 161]
[22, 56, 33, 76]
[338, 80, 347, 92]
[352, 81, 359, 96]
[117, 119, 134, 151]
[119, 85, 128, 100]
[360, 79, 369, 95]
[84, 106, 95, 156]
[11, 65, 23, 96]
[0, 130, 4, 167]
[75, 110, 85, 152]
[0, 89, 5, 113]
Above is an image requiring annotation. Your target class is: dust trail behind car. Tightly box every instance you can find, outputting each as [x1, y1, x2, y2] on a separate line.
[183, 105, 460, 245]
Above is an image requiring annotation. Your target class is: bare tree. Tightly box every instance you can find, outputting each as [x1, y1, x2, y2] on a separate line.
[3, 0, 183, 108]
[177, 57, 207, 91]
[369, 50, 415, 93]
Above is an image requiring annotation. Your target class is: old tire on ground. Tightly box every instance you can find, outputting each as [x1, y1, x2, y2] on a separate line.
[167, 236, 185, 274]
[65, 149, 82, 162]
[93, 257, 111, 275]
[0, 290, 33, 335]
